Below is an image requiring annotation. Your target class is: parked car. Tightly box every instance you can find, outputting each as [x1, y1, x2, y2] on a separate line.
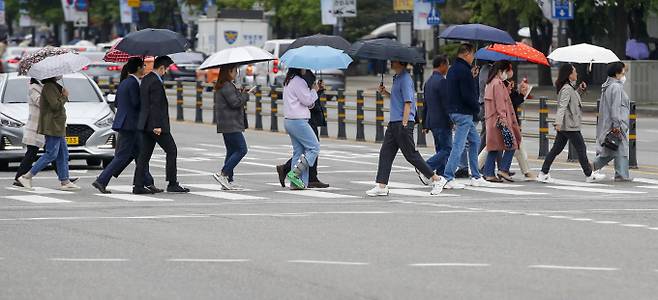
[2, 47, 40, 73]
[166, 51, 206, 82]
[79, 52, 122, 81]
[0, 72, 117, 170]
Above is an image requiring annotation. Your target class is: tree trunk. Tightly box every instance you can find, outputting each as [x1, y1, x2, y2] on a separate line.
[530, 18, 553, 86]
[608, 0, 628, 59]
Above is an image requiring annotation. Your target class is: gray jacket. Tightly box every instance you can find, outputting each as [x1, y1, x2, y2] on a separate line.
[596, 77, 630, 157]
[214, 82, 249, 133]
[555, 83, 583, 131]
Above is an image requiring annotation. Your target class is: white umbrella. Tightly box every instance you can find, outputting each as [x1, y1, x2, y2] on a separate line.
[27, 52, 91, 80]
[547, 43, 620, 64]
[200, 46, 274, 70]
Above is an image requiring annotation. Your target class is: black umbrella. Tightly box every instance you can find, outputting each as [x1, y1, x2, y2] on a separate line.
[285, 34, 351, 54]
[439, 24, 515, 45]
[115, 28, 189, 57]
[346, 38, 424, 84]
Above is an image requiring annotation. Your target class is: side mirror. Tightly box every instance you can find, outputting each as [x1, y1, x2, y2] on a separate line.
[106, 94, 116, 104]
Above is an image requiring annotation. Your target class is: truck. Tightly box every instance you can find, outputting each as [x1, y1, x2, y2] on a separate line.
[196, 16, 269, 56]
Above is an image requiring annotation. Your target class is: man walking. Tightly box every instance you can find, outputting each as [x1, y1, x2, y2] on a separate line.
[420, 55, 451, 181]
[133, 56, 189, 194]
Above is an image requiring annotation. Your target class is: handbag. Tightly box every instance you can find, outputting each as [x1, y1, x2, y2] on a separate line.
[602, 130, 621, 151]
[496, 119, 515, 150]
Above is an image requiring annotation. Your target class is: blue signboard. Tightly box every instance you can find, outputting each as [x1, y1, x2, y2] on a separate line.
[552, 0, 573, 20]
[426, 5, 440, 26]
[140, 1, 155, 13]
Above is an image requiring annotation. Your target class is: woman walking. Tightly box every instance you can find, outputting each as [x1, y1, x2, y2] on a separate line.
[212, 64, 251, 190]
[591, 62, 631, 181]
[537, 64, 605, 183]
[17, 76, 80, 190]
[283, 68, 321, 189]
[482, 60, 521, 182]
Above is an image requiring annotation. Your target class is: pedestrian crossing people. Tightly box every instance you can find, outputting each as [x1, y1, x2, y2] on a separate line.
[420, 55, 451, 179]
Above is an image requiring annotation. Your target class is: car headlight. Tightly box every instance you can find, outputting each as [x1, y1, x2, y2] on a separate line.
[95, 114, 114, 128]
[0, 114, 24, 128]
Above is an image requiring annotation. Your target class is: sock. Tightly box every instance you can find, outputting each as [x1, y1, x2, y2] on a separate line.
[291, 155, 309, 177]
[23, 172, 33, 179]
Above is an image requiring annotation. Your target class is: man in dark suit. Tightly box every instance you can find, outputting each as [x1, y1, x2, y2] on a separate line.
[421, 55, 451, 178]
[92, 58, 161, 194]
[133, 56, 189, 194]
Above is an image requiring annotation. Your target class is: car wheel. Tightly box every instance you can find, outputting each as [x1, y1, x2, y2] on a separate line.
[86, 158, 102, 167]
[0, 160, 8, 171]
[102, 158, 113, 168]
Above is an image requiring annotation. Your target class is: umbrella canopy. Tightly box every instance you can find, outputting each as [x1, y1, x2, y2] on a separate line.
[280, 46, 353, 70]
[440, 24, 515, 45]
[487, 42, 549, 66]
[285, 34, 351, 55]
[200, 46, 274, 70]
[626, 39, 650, 60]
[18, 46, 73, 75]
[346, 38, 425, 64]
[475, 47, 526, 62]
[115, 28, 189, 56]
[27, 52, 91, 80]
[547, 43, 620, 64]
[103, 44, 144, 62]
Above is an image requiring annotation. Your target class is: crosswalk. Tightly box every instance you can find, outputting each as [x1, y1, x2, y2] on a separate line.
[1, 177, 654, 206]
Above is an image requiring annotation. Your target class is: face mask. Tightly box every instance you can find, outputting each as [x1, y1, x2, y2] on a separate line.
[500, 72, 508, 81]
[55, 76, 63, 81]
[620, 75, 626, 84]
[570, 80, 577, 87]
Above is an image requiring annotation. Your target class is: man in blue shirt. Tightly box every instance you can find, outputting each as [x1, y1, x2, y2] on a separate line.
[420, 55, 451, 179]
[366, 60, 447, 196]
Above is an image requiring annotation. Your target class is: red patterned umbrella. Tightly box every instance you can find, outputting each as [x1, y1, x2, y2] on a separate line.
[487, 42, 550, 66]
[103, 44, 143, 62]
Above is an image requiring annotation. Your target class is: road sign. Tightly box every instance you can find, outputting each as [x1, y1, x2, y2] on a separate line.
[427, 5, 440, 25]
[0, 0, 5, 26]
[393, 0, 413, 12]
[127, 0, 141, 8]
[140, 1, 155, 13]
[333, 0, 356, 17]
[552, 0, 573, 20]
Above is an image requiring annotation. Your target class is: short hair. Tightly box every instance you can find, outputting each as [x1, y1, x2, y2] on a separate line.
[154, 56, 174, 69]
[457, 43, 475, 55]
[607, 61, 625, 77]
[392, 60, 409, 68]
[432, 55, 448, 68]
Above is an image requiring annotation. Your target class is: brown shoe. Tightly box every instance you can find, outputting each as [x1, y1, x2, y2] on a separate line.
[497, 172, 515, 182]
[485, 176, 503, 183]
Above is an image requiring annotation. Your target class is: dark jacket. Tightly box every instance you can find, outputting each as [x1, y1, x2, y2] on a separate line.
[214, 82, 249, 133]
[421, 71, 450, 130]
[446, 57, 480, 117]
[112, 75, 141, 131]
[301, 71, 327, 128]
[37, 81, 67, 137]
[138, 72, 170, 133]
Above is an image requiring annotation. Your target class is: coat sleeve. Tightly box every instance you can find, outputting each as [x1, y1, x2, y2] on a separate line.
[459, 71, 480, 112]
[491, 83, 508, 121]
[608, 85, 625, 131]
[41, 83, 66, 112]
[220, 84, 249, 109]
[555, 87, 570, 127]
[294, 78, 318, 107]
[148, 80, 163, 129]
[421, 83, 430, 129]
[128, 79, 141, 109]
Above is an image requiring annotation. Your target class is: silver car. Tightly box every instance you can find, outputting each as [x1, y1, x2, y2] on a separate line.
[0, 72, 116, 170]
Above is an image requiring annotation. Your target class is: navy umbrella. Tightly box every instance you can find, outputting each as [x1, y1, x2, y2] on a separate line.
[115, 28, 189, 57]
[440, 24, 515, 45]
[346, 38, 424, 84]
[285, 34, 351, 54]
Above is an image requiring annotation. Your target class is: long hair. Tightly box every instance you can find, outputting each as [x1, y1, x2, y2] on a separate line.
[120, 57, 144, 82]
[29, 78, 40, 85]
[486, 60, 512, 84]
[214, 64, 237, 90]
[555, 63, 575, 94]
[284, 68, 303, 86]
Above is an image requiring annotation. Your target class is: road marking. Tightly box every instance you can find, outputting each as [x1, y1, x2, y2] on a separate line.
[50, 258, 129, 262]
[266, 183, 344, 190]
[167, 258, 250, 263]
[276, 190, 358, 199]
[548, 215, 570, 219]
[454, 179, 523, 188]
[548, 179, 610, 187]
[409, 263, 490, 267]
[241, 161, 278, 168]
[621, 224, 648, 228]
[179, 147, 208, 151]
[107, 185, 134, 193]
[288, 260, 369, 266]
[191, 191, 265, 200]
[96, 194, 173, 202]
[186, 184, 252, 192]
[5, 195, 72, 204]
[594, 220, 620, 224]
[388, 189, 458, 197]
[569, 218, 593, 221]
[322, 157, 414, 170]
[636, 185, 658, 190]
[6, 187, 74, 194]
[648, 228, 658, 231]
[352, 181, 426, 189]
[528, 265, 618, 271]
[547, 186, 646, 194]
[465, 187, 547, 195]
[633, 177, 658, 185]
[69, 170, 88, 174]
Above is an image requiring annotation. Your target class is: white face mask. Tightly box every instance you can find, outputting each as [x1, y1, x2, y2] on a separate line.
[620, 75, 626, 84]
[500, 71, 508, 81]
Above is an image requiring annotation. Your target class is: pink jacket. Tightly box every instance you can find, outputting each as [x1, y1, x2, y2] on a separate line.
[283, 76, 317, 119]
[484, 77, 521, 151]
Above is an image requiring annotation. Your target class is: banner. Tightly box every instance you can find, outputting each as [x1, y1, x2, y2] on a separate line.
[61, 0, 88, 27]
[393, 0, 413, 11]
[119, 0, 132, 24]
[413, 0, 431, 30]
[0, 0, 5, 26]
[321, 0, 337, 25]
[333, 0, 356, 17]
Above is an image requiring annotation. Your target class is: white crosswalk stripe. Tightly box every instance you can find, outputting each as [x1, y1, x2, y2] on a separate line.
[464, 187, 547, 195]
[6, 187, 74, 194]
[5, 195, 72, 204]
[547, 186, 646, 194]
[388, 189, 458, 197]
[190, 191, 265, 200]
[352, 181, 426, 189]
[96, 194, 173, 202]
[276, 190, 358, 199]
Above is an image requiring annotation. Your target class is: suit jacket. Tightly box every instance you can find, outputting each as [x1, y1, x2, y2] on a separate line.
[421, 71, 450, 130]
[112, 76, 141, 131]
[138, 72, 170, 133]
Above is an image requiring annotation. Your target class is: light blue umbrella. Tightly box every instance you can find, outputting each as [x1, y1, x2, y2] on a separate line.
[280, 45, 353, 70]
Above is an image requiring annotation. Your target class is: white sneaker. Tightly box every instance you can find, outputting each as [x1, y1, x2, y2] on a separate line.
[536, 172, 554, 184]
[430, 176, 448, 195]
[60, 182, 81, 191]
[586, 171, 606, 183]
[213, 172, 230, 190]
[469, 177, 495, 187]
[444, 180, 466, 190]
[366, 185, 389, 197]
[17, 176, 32, 189]
[227, 182, 244, 191]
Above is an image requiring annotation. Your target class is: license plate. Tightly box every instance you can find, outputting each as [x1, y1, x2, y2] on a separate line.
[66, 136, 79, 145]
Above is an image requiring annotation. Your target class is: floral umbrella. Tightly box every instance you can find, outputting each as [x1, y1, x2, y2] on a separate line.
[103, 44, 143, 62]
[487, 42, 550, 66]
[18, 46, 74, 75]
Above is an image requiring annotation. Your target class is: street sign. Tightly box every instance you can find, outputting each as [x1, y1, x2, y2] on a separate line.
[393, 0, 413, 12]
[140, 1, 155, 13]
[0, 0, 5, 26]
[333, 0, 356, 17]
[552, 0, 573, 20]
[413, 0, 431, 30]
[427, 5, 440, 25]
[127, 0, 141, 8]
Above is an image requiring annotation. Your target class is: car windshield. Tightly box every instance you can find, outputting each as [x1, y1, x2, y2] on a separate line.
[3, 77, 102, 103]
[278, 43, 291, 56]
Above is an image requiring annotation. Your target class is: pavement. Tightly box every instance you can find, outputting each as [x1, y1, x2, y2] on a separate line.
[2, 121, 658, 299]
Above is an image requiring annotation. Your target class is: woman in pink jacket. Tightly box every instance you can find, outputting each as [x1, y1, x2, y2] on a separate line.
[483, 60, 522, 182]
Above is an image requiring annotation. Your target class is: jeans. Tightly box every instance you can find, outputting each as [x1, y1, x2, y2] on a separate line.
[222, 132, 248, 182]
[285, 119, 320, 186]
[426, 127, 452, 175]
[592, 151, 630, 180]
[376, 121, 434, 185]
[97, 130, 154, 187]
[29, 135, 69, 181]
[15, 145, 61, 180]
[443, 113, 481, 181]
[541, 131, 592, 177]
[484, 150, 515, 177]
[282, 126, 321, 182]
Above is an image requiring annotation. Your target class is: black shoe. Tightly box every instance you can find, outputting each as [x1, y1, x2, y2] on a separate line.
[167, 184, 190, 193]
[308, 181, 330, 188]
[92, 180, 111, 194]
[455, 168, 470, 179]
[415, 168, 429, 186]
[70, 177, 79, 183]
[133, 186, 154, 194]
[13, 180, 23, 187]
[146, 185, 164, 193]
[276, 164, 286, 187]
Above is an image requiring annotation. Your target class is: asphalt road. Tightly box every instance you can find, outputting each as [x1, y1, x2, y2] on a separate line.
[2, 121, 658, 299]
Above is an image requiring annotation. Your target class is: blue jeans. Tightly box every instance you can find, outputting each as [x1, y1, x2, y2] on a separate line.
[592, 151, 630, 180]
[222, 132, 248, 182]
[484, 150, 515, 177]
[426, 127, 452, 175]
[30, 135, 69, 181]
[443, 113, 481, 181]
[285, 119, 320, 186]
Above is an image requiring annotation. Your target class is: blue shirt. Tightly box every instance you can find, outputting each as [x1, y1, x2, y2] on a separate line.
[390, 71, 416, 122]
[152, 71, 163, 83]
